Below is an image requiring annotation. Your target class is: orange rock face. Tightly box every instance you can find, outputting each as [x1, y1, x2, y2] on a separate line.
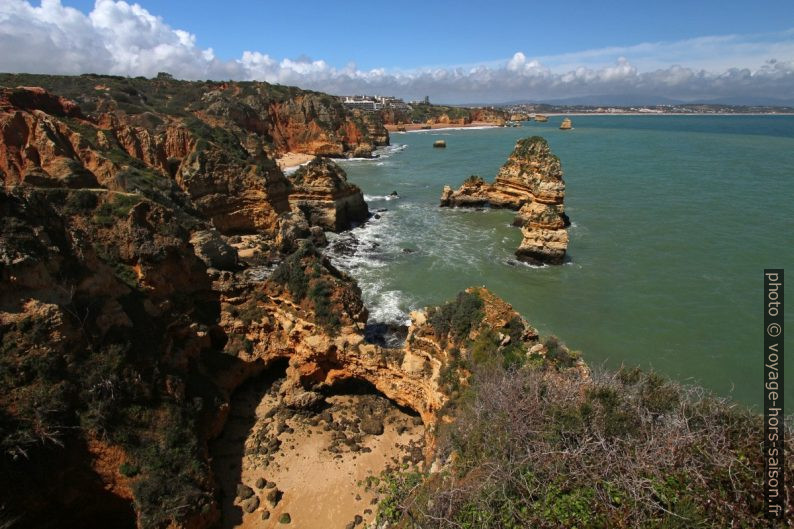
[220, 245, 545, 426]
[0, 78, 388, 236]
[285, 157, 369, 231]
[440, 136, 570, 264]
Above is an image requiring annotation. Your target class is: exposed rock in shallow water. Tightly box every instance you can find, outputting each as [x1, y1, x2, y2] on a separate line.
[440, 136, 570, 265]
[285, 157, 369, 232]
[560, 117, 572, 130]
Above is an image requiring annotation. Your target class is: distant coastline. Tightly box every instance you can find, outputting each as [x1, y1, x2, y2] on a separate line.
[384, 121, 501, 132]
[539, 112, 794, 116]
[385, 115, 794, 135]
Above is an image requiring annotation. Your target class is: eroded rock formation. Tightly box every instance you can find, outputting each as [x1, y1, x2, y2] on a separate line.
[219, 244, 559, 426]
[285, 157, 369, 232]
[378, 105, 507, 128]
[0, 79, 387, 238]
[0, 77, 583, 529]
[440, 136, 570, 264]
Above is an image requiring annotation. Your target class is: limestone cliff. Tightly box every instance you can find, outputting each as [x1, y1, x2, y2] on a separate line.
[219, 246, 559, 426]
[0, 77, 579, 529]
[0, 182, 579, 528]
[440, 136, 570, 264]
[0, 187, 224, 529]
[379, 104, 507, 127]
[285, 157, 369, 232]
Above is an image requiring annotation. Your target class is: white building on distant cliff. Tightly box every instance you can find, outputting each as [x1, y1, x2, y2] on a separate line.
[341, 95, 409, 111]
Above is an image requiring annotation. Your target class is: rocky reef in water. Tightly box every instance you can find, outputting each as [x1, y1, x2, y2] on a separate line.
[440, 136, 570, 264]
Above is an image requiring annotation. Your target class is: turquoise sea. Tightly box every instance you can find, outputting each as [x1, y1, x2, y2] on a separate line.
[329, 115, 794, 408]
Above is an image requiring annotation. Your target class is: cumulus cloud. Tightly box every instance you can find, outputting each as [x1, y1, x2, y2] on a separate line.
[1, 0, 793, 104]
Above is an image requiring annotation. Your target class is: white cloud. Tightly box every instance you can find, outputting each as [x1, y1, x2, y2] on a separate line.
[1, 0, 793, 103]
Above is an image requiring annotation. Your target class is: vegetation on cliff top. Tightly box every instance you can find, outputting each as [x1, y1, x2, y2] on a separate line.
[0, 72, 386, 161]
[0, 72, 326, 118]
[378, 356, 791, 528]
[269, 242, 353, 332]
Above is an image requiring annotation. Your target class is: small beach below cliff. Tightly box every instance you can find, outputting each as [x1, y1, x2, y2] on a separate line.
[211, 372, 424, 529]
[276, 152, 315, 172]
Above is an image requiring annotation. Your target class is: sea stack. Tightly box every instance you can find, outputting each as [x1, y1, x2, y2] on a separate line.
[560, 117, 572, 130]
[285, 157, 369, 231]
[534, 114, 548, 122]
[439, 136, 569, 265]
[433, 140, 447, 148]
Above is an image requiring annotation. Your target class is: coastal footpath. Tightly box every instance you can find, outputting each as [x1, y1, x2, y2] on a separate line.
[441, 136, 570, 264]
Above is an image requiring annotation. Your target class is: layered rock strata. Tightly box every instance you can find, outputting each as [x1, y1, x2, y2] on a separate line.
[440, 136, 570, 264]
[284, 157, 369, 231]
[219, 246, 556, 427]
[0, 81, 385, 239]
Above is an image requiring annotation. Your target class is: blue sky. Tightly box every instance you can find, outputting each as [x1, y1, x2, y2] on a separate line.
[1, 0, 793, 103]
[57, 0, 794, 69]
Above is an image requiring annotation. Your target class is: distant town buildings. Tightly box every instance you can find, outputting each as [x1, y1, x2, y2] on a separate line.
[339, 96, 792, 115]
[340, 95, 410, 111]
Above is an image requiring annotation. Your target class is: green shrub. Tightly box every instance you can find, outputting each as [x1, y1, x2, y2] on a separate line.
[270, 243, 315, 300]
[119, 461, 140, 477]
[92, 194, 142, 225]
[427, 291, 483, 343]
[308, 279, 340, 332]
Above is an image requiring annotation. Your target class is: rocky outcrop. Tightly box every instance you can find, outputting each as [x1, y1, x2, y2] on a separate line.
[470, 108, 506, 126]
[440, 136, 570, 264]
[0, 81, 384, 238]
[379, 105, 507, 127]
[285, 157, 369, 232]
[534, 114, 549, 122]
[560, 117, 572, 130]
[0, 187, 223, 529]
[0, 76, 582, 529]
[219, 245, 553, 425]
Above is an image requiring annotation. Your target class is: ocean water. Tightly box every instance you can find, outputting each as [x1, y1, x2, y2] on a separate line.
[328, 116, 794, 408]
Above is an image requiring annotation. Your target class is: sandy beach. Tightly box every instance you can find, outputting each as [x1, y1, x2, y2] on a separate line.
[276, 152, 315, 172]
[210, 373, 425, 529]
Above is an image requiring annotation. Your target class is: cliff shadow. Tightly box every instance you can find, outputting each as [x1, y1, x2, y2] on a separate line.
[0, 435, 136, 529]
[208, 357, 289, 528]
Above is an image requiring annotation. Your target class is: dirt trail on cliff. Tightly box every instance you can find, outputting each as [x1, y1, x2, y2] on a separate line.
[210, 373, 424, 529]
